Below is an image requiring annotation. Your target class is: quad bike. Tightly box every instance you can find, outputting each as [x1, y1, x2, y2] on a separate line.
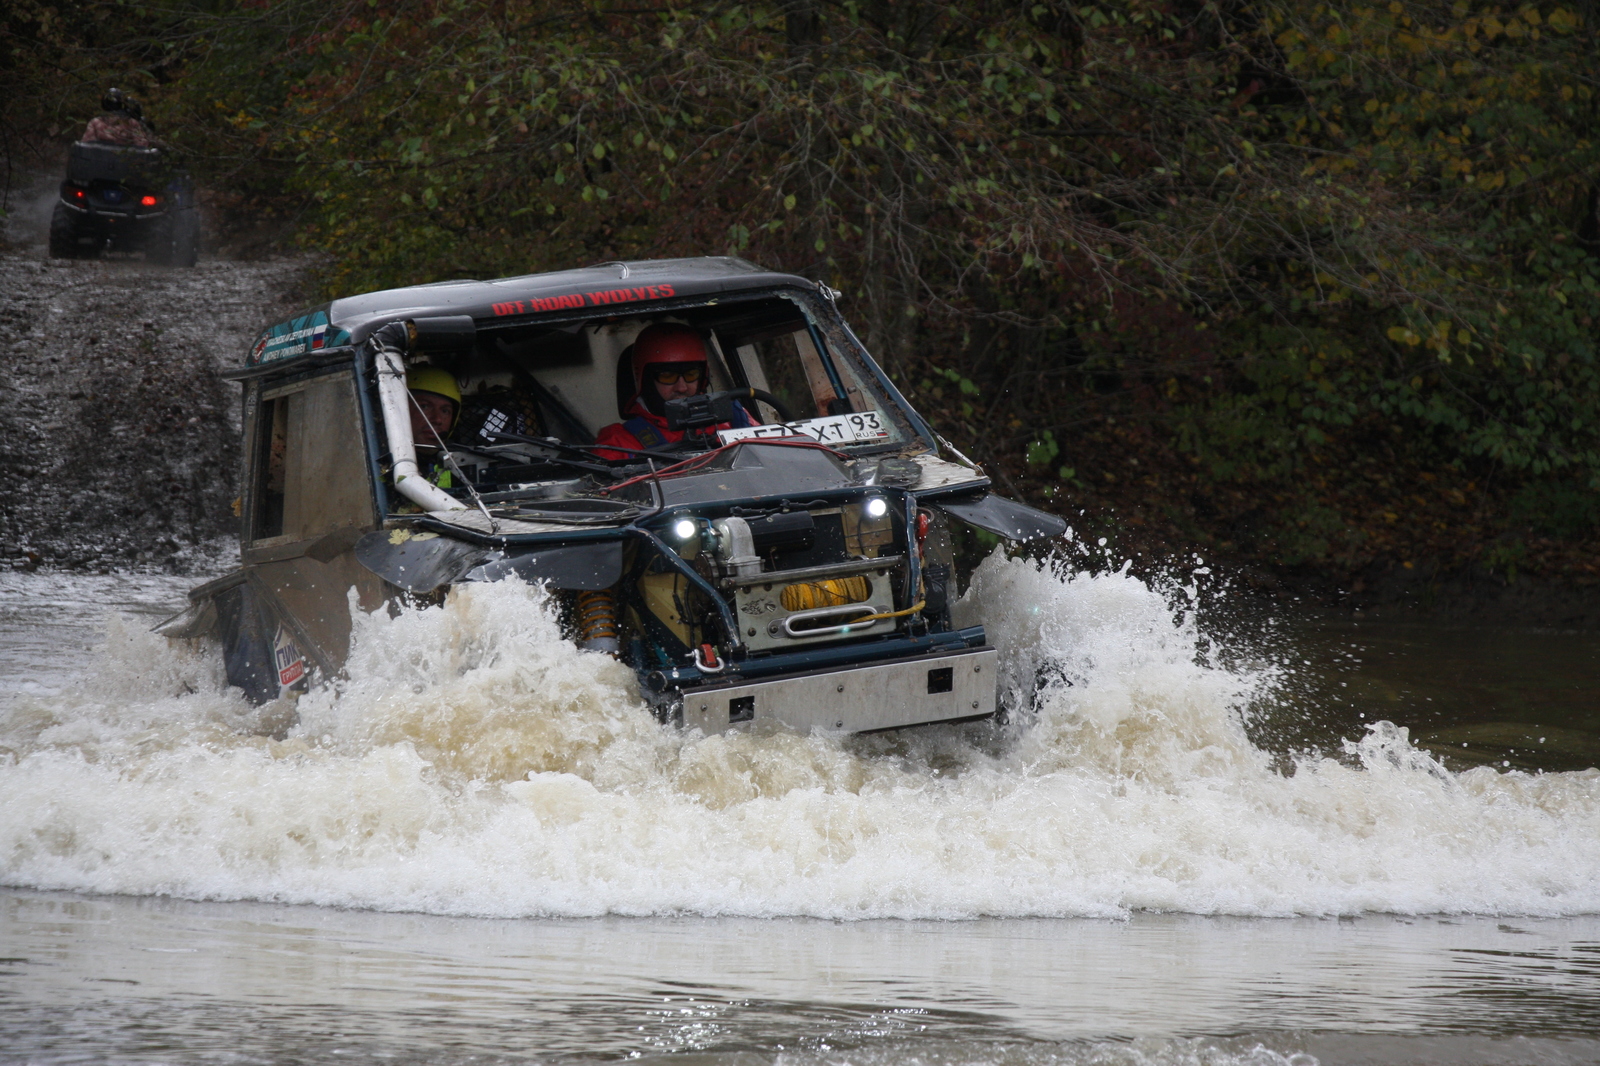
[50, 142, 199, 266]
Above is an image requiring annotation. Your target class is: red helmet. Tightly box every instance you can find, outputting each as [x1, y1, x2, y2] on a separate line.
[631, 324, 706, 386]
[627, 324, 708, 415]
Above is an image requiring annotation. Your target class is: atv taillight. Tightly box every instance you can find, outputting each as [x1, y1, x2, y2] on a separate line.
[140, 195, 158, 206]
[73, 188, 85, 200]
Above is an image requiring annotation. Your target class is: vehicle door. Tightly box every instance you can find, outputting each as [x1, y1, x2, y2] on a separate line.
[241, 364, 386, 670]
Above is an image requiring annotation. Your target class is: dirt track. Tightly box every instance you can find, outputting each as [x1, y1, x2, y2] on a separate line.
[1, 179, 308, 572]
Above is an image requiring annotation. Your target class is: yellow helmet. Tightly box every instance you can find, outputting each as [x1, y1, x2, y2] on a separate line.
[406, 366, 461, 406]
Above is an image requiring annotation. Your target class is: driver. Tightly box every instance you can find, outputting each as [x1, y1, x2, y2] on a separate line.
[83, 89, 159, 148]
[594, 324, 752, 459]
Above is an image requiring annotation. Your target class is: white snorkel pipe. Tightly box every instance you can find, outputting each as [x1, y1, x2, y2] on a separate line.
[369, 322, 468, 513]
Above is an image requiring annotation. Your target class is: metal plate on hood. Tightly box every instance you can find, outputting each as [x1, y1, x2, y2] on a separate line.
[355, 530, 490, 593]
[356, 529, 624, 593]
[460, 541, 623, 590]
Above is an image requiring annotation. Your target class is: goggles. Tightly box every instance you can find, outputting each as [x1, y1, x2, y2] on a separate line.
[648, 364, 705, 386]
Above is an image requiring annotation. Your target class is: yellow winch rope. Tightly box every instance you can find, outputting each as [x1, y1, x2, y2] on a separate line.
[854, 599, 926, 623]
[780, 575, 871, 612]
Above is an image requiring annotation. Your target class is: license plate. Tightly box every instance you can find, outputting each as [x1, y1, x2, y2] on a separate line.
[717, 410, 891, 446]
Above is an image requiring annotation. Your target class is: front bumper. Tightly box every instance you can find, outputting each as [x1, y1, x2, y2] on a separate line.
[679, 644, 997, 734]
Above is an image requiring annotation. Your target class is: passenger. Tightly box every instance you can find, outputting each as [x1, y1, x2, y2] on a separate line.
[394, 367, 461, 493]
[407, 366, 461, 450]
[594, 324, 752, 460]
[82, 89, 159, 148]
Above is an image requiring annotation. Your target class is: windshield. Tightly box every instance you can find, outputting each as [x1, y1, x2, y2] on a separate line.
[374, 291, 917, 511]
[454, 294, 910, 451]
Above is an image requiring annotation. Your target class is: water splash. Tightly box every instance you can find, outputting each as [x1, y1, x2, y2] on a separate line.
[2, 554, 1597, 918]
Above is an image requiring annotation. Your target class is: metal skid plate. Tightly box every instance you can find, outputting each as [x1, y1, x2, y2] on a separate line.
[680, 646, 998, 735]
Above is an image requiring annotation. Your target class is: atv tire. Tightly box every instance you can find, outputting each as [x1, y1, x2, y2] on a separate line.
[48, 203, 84, 259]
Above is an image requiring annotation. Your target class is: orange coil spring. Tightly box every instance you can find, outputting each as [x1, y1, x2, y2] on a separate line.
[574, 589, 619, 642]
[780, 575, 871, 613]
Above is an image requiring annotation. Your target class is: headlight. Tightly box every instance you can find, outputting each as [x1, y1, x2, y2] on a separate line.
[671, 517, 698, 540]
[864, 496, 889, 519]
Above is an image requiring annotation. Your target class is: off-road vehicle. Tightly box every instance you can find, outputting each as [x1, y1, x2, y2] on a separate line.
[162, 258, 1065, 733]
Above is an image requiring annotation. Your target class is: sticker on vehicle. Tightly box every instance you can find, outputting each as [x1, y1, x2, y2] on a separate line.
[273, 625, 305, 692]
[250, 310, 352, 364]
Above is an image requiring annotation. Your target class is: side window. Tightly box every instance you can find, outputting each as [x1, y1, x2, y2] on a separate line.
[733, 327, 882, 429]
[248, 371, 374, 546]
[252, 395, 289, 539]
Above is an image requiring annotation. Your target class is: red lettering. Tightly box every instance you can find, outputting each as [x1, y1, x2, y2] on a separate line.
[575, 284, 677, 308]
[496, 283, 688, 318]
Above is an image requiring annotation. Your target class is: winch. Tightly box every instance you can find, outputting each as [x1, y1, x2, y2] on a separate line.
[709, 508, 901, 652]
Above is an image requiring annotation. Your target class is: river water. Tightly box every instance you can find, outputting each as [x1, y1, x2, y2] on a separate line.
[2, 558, 1599, 1065]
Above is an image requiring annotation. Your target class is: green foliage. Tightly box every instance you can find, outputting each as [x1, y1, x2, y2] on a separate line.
[15, 0, 1598, 572]
[1026, 430, 1061, 469]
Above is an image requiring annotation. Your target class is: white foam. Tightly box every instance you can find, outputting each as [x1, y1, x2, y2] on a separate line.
[2, 556, 1597, 918]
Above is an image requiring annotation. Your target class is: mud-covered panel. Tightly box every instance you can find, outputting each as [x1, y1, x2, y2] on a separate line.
[255, 553, 386, 670]
[279, 373, 376, 541]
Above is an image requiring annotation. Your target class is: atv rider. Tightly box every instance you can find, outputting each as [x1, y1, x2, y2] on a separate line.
[594, 324, 753, 459]
[82, 88, 159, 148]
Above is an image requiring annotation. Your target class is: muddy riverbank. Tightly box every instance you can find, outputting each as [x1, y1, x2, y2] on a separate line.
[0, 175, 307, 573]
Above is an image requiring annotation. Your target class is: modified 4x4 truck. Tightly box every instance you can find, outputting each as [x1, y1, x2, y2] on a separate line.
[161, 257, 1065, 734]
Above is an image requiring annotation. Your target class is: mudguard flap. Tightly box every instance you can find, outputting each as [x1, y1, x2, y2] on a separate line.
[460, 541, 624, 590]
[930, 493, 1067, 542]
[354, 530, 491, 593]
[213, 581, 282, 705]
